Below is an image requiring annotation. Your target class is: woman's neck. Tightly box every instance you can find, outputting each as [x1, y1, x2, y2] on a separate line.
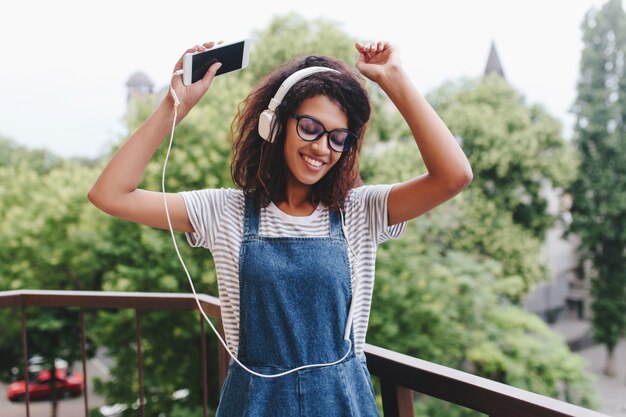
[276, 182, 316, 216]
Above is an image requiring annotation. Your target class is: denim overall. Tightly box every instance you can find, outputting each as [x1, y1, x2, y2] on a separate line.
[215, 198, 380, 417]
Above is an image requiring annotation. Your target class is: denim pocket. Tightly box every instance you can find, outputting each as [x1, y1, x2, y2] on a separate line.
[359, 360, 376, 399]
[215, 363, 251, 417]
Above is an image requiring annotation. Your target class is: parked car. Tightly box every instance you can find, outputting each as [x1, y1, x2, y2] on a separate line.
[6, 368, 84, 402]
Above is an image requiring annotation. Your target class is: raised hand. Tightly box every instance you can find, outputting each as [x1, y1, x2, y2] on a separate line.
[169, 41, 223, 116]
[354, 41, 402, 84]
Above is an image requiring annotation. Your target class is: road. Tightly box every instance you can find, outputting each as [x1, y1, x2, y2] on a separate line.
[577, 338, 626, 417]
[552, 319, 626, 417]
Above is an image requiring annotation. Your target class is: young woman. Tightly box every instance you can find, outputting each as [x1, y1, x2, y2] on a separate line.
[88, 40, 472, 416]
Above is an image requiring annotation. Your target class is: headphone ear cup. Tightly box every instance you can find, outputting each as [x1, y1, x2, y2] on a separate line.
[258, 110, 276, 143]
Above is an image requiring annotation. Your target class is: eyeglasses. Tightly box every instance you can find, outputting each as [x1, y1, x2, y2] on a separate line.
[291, 114, 358, 153]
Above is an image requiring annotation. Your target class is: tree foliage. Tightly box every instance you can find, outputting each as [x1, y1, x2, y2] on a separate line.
[429, 75, 578, 239]
[424, 76, 578, 298]
[568, 0, 626, 376]
[0, 138, 104, 416]
[363, 140, 597, 413]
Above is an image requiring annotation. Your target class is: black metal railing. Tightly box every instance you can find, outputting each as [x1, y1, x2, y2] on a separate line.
[0, 290, 611, 417]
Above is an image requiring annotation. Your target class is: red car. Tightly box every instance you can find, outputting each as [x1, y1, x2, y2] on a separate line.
[6, 369, 84, 402]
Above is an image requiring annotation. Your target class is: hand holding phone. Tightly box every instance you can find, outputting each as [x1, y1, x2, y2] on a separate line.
[183, 39, 251, 86]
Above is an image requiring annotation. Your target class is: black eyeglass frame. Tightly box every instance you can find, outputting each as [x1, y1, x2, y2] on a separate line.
[290, 114, 358, 153]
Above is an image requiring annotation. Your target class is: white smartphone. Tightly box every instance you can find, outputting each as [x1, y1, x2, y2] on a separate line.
[182, 39, 251, 86]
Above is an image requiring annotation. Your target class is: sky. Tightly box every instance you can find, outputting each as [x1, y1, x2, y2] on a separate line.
[0, 0, 612, 159]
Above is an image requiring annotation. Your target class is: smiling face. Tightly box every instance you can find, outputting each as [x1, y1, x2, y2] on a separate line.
[283, 95, 348, 191]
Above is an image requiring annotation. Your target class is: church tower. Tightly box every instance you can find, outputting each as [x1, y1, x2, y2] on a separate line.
[484, 40, 506, 79]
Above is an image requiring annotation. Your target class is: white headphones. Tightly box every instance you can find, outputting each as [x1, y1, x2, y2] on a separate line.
[257, 66, 340, 143]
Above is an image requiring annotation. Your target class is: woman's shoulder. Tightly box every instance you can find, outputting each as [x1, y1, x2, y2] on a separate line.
[184, 187, 243, 200]
[346, 184, 395, 206]
[181, 187, 245, 213]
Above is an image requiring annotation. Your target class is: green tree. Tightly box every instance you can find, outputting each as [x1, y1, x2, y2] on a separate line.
[568, 0, 626, 376]
[362, 141, 597, 413]
[361, 78, 578, 302]
[0, 136, 63, 174]
[424, 75, 579, 299]
[0, 138, 103, 417]
[430, 75, 578, 239]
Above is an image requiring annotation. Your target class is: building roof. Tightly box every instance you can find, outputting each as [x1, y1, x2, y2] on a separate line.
[126, 71, 154, 88]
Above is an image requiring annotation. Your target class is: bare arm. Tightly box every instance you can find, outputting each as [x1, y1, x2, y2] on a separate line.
[88, 42, 223, 232]
[355, 41, 473, 226]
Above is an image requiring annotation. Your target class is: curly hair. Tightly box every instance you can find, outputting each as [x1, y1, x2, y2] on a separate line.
[231, 55, 371, 211]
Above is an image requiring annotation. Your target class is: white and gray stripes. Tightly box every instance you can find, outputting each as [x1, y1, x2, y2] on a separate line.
[181, 185, 407, 356]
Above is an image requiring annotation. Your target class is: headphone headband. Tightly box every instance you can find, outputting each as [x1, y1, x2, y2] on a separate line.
[258, 66, 339, 143]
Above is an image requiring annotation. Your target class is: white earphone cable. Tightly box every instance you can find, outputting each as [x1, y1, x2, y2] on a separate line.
[161, 71, 353, 378]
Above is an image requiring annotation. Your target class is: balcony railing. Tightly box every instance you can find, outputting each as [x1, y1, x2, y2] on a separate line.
[0, 290, 611, 417]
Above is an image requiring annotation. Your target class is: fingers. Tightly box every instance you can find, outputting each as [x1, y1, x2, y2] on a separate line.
[204, 40, 224, 48]
[178, 41, 221, 61]
[197, 40, 224, 51]
[355, 41, 389, 55]
[199, 61, 222, 88]
[173, 40, 222, 75]
[187, 41, 217, 55]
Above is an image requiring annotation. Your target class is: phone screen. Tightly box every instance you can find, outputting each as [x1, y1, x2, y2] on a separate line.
[191, 41, 246, 83]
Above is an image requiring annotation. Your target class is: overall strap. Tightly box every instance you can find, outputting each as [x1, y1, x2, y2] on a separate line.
[328, 209, 344, 241]
[243, 195, 260, 240]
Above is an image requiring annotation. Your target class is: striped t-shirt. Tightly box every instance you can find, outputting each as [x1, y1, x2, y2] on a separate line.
[181, 184, 407, 356]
